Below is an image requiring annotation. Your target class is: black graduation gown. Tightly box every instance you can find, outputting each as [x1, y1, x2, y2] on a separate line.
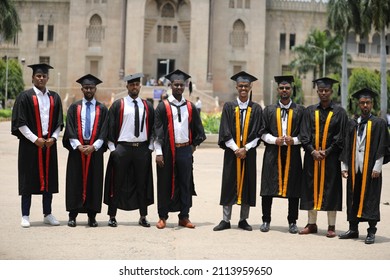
[300, 102, 348, 211]
[154, 100, 206, 213]
[11, 88, 63, 195]
[341, 116, 390, 221]
[62, 100, 109, 213]
[103, 98, 155, 211]
[260, 103, 304, 198]
[218, 100, 262, 206]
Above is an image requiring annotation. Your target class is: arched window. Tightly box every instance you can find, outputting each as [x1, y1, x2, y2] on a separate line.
[371, 33, 380, 55]
[231, 19, 246, 48]
[161, 3, 174, 18]
[87, 14, 104, 46]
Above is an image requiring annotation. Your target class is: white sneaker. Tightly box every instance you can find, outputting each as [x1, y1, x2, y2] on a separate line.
[21, 216, 30, 228]
[43, 214, 60, 226]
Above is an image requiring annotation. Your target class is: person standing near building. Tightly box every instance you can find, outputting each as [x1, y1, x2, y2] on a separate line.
[299, 77, 348, 238]
[62, 74, 109, 227]
[339, 88, 390, 244]
[103, 73, 155, 228]
[259, 75, 304, 234]
[11, 63, 63, 228]
[195, 97, 202, 113]
[154, 69, 206, 229]
[213, 71, 262, 232]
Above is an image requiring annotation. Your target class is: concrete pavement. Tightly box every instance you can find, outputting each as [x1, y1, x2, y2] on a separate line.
[0, 120, 390, 261]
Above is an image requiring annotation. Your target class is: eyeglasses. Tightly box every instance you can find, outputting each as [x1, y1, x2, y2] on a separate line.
[172, 83, 185, 88]
[237, 84, 250, 89]
[359, 101, 372, 105]
[128, 82, 140, 87]
[278, 86, 291, 90]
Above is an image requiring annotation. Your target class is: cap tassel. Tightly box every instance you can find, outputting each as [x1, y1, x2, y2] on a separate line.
[337, 85, 341, 96]
[189, 81, 192, 95]
[249, 90, 252, 101]
[293, 85, 296, 97]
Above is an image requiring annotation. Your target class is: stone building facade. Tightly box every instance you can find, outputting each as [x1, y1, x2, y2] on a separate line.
[1, 0, 389, 110]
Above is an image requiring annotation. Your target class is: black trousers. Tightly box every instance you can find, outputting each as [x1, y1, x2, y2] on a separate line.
[261, 195, 299, 224]
[21, 192, 52, 216]
[348, 171, 377, 234]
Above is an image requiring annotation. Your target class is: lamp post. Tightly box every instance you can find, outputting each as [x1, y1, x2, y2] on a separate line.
[5, 55, 9, 108]
[309, 44, 326, 77]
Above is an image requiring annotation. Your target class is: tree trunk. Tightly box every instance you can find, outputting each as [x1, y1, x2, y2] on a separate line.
[341, 33, 348, 109]
[380, 28, 388, 119]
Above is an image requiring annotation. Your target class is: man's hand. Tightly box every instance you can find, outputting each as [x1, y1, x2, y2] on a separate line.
[78, 145, 95, 156]
[311, 150, 325, 161]
[45, 137, 56, 148]
[275, 136, 285, 146]
[234, 148, 247, 159]
[156, 155, 164, 168]
[284, 136, 294, 146]
[34, 138, 46, 148]
[372, 171, 380, 178]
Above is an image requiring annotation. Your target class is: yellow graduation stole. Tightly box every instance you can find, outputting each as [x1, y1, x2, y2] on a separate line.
[313, 110, 333, 210]
[351, 120, 372, 218]
[235, 106, 252, 205]
[276, 108, 293, 197]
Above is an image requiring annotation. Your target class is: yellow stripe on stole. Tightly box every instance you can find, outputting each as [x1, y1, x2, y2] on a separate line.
[235, 106, 252, 205]
[313, 110, 333, 210]
[357, 120, 372, 218]
[276, 108, 293, 197]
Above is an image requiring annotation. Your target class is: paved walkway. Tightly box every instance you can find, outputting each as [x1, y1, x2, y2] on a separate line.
[1, 120, 390, 265]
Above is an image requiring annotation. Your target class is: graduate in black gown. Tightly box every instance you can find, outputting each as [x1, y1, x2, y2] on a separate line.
[154, 69, 206, 229]
[62, 74, 109, 227]
[11, 63, 63, 228]
[259, 75, 304, 234]
[213, 71, 262, 232]
[103, 73, 155, 227]
[339, 88, 390, 244]
[299, 77, 348, 238]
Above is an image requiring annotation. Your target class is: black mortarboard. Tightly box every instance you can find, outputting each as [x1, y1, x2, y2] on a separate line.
[76, 74, 102, 85]
[165, 69, 191, 82]
[274, 75, 294, 85]
[124, 72, 144, 83]
[312, 77, 339, 88]
[230, 71, 258, 83]
[28, 63, 53, 74]
[352, 88, 377, 100]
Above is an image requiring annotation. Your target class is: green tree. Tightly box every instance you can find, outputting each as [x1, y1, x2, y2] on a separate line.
[290, 29, 344, 79]
[0, 0, 21, 41]
[327, 0, 363, 109]
[347, 68, 381, 116]
[0, 59, 25, 108]
[362, 0, 390, 118]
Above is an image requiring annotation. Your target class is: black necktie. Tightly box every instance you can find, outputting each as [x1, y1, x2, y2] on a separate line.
[240, 109, 246, 134]
[281, 108, 288, 121]
[358, 118, 368, 139]
[133, 100, 140, 137]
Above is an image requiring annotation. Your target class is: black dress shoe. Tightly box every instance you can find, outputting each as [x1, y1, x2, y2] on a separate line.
[213, 220, 231, 231]
[88, 218, 98, 227]
[68, 219, 76, 227]
[288, 223, 298, 234]
[108, 217, 117, 227]
[139, 217, 151, 227]
[260, 222, 270, 232]
[338, 230, 359, 239]
[238, 219, 252, 231]
[365, 233, 375, 244]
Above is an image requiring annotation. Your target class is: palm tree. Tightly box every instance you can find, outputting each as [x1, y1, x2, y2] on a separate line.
[290, 29, 343, 79]
[362, 0, 390, 118]
[327, 0, 363, 109]
[0, 0, 21, 41]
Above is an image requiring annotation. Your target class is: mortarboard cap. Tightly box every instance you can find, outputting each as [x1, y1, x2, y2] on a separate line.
[76, 74, 102, 86]
[165, 69, 191, 82]
[28, 63, 53, 74]
[124, 72, 144, 83]
[230, 71, 258, 83]
[312, 77, 339, 88]
[274, 75, 294, 85]
[352, 88, 377, 100]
